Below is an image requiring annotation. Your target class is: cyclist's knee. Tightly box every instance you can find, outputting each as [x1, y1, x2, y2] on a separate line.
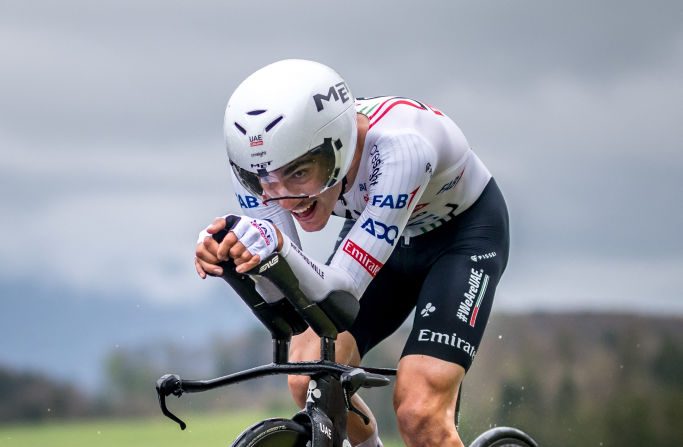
[395, 399, 464, 447]
[287, 375, 310, 409]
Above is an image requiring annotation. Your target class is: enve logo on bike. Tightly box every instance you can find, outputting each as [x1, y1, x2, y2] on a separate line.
[258, 255, 279, 273]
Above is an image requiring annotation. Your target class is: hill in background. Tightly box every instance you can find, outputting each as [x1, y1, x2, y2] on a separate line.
[2, 312, 681, 447]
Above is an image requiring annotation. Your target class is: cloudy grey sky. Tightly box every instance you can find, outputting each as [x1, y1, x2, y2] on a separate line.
[2, 0, 682, 316]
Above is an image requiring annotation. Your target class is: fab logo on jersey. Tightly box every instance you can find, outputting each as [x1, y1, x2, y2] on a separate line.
[361, 218, 399, 246]
[237, 194, 260, 209]
[371, 187, 420, 209]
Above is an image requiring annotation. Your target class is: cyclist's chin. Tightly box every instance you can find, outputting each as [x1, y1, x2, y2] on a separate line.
[298, 219, 328, 232]
[297, 214, 331, 232]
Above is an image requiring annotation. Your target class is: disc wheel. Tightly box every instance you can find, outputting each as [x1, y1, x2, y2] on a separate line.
[469, 426, 538, 447]
[232, 418, 311, 447]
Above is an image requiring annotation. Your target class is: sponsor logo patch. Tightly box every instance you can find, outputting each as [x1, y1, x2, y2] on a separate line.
[470, 252, 497, 262]
[368, 145, 382, 187]
[289, 242, 325, 279]
[313, 82, 350, 111]
[457, 268, 490, 327]
[417, 329, 476, 358]
[258, 255, 279, 273]
[420, 302, 436, 317]
[437, 168, 465, 195]
[342, 240, 383, 277]
[306, 380, 322, 403]
[249, 135, 263, 147]
[250, 220, 273, 246]
[237, 194, 260, 209]
[361, 218, 399, 246]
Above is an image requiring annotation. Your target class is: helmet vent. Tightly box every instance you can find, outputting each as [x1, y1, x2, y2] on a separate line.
[234, 122, 247, 135]
[247, 110, 267, 115]
[265, 116, 284, 132]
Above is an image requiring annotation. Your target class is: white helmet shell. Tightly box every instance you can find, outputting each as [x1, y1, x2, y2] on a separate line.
[224, 59, 357, 198]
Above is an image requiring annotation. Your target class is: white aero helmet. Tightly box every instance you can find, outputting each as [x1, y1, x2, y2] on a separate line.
[225, 59, 357, 203]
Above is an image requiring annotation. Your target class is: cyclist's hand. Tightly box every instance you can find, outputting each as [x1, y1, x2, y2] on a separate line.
[195, 217, 229, 279]
[195, 215, 283, 278]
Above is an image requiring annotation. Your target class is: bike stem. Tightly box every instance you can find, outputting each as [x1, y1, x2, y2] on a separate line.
[273, 338, 290, 363]
[320, 336, 335, 362]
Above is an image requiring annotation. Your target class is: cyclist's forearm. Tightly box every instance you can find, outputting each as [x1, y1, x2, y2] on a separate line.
[278, 234, 360, 301]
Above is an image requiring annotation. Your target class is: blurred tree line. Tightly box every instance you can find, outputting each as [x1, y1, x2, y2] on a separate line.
[2, 313, 681, 447]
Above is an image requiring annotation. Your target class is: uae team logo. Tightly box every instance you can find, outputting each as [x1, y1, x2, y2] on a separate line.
[457, 268, 490, 327]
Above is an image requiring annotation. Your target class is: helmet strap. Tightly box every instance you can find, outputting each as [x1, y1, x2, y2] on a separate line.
[337, 176, 348, 205]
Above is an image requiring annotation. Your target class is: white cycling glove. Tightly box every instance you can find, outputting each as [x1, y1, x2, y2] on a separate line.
[230, 216, 278, 260]
[197, 215, 278, 261]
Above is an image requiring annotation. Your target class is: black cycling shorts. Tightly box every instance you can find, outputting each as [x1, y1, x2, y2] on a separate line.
[331, 178, 509, 371]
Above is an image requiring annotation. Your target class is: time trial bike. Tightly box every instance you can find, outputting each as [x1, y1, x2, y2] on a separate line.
[156, 221, 538, 447]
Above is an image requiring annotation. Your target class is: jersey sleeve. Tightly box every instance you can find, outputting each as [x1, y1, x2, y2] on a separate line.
[229, 171, 302, 303]
[328, 131, 437, 297]
[230, 171, 301, 247]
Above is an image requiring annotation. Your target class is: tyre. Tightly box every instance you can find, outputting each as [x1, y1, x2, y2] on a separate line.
[469, 426, 538, 447]
[232, 418, 311, 447]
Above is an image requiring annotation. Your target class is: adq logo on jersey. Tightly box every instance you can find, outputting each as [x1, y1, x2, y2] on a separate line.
[361, 218, 399, 246]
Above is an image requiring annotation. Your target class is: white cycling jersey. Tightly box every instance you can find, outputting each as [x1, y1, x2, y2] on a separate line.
[230, 96, 492, 303]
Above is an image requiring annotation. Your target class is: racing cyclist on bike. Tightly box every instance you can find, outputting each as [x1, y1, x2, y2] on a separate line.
[195, 59, 510, 447]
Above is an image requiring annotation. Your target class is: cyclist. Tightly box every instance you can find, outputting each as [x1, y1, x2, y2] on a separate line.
[195, 59, 509, 447]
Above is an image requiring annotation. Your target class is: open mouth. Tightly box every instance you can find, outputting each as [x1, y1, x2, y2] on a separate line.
[291, 200, 317, 221]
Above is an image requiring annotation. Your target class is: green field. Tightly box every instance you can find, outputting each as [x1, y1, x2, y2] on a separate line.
[0, 412, 403, 447]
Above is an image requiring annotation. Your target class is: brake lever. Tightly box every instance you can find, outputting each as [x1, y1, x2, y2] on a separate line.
[156, 374, 187, 430]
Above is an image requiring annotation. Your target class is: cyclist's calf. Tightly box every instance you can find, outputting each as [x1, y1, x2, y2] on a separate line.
[394, 355, 466, 447]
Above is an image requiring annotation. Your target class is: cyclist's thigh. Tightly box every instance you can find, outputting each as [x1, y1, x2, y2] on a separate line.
[402, 249, 505, 371]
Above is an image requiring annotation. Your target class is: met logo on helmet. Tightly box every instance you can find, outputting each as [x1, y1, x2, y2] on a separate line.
[313, 82, 350, 112]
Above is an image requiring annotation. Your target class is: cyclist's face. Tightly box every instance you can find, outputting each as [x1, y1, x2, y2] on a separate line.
[260, 152, 331, 199]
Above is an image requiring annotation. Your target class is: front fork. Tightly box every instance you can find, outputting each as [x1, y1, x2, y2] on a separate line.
[294, 373, 354, 447]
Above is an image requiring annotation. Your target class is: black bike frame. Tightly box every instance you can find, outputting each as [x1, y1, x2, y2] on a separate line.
[157, 235, 396, 443]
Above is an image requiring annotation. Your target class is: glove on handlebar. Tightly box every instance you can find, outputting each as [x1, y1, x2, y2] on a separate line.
[230, 216, 278, 260]
[198, 214, 278, 261]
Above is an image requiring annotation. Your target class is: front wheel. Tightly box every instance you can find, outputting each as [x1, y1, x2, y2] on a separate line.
[469, 426, 538, 447]
[232, 418, 311, 447]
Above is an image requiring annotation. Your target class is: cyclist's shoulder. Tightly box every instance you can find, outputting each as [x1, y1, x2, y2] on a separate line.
[356, 95, 449, 130]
